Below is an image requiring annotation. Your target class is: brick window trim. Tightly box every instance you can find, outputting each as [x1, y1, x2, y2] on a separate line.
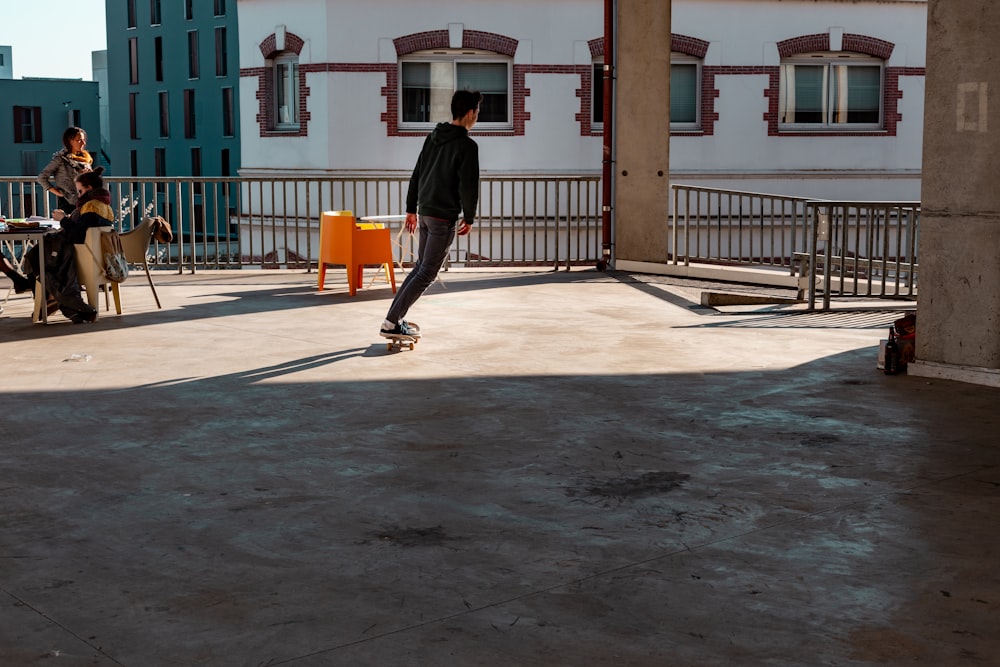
[394, 29, 518, 57]
[589, 34, 709, 59]
[777, 32, 895, 60]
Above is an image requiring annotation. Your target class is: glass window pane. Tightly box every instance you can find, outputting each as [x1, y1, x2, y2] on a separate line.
[593, 64, 604, 124]
[402, 62, 431, 123]
[670, 63, 698, 124]
[457, 62, 507, 123]
[832, 65, 880, 124]
[781, 64, 825, 124]
[275, 61, 298, 124]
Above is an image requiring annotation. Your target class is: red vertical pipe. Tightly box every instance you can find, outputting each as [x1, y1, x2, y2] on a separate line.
[600, 0, 614, 270]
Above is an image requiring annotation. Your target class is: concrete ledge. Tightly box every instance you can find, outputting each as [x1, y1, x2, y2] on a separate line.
[700, 291, 801, 307]
[907, 359, 1000, 388]
[615, 259, 799, 288]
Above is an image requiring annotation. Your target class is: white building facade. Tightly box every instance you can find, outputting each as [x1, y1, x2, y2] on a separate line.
[236, 0, 927, 201]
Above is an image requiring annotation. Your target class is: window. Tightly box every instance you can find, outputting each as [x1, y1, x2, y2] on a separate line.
[128, 37, 139, 84]
[272, 52, 299, 129]
[222, 87, 235, 136]
[158, 92, 170, 137]
[71, 109, 81, 127]
[670, 57, 700, 130]
[592, 63, 605, 125]
[150, 0, 161, 25]
[188, 31, 200, 79]
[592, 55, 701, 131]
[154, 36, 163, 81]
[127, 0, 137, 28]
[13, 106, 42, 143]
[129, 92, 139, 139]
[221, 148, 231, 177]
[130, 149, 138, 177]
[191, 147, 202, 194]
[185, 0, 193, 20]
[214, 0, 226, 17]
[154, 147, 166, 193]
[184, 89, 196, 139]
[400, 52, 511, 129]
[779, 53, 882, 129]
[215, 27, 228, 76]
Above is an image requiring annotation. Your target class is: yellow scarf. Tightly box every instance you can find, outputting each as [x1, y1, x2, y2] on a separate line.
[67, 151, 93, 166]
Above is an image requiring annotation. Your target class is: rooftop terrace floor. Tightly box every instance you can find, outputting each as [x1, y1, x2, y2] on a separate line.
[0, 268, 996, 666]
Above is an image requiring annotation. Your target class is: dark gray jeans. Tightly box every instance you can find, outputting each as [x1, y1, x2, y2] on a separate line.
[385, 215, 456, 323]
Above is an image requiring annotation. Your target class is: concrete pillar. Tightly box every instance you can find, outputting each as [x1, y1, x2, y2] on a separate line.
[613, 0, 671, 264]
[910, 0, 1000, 386]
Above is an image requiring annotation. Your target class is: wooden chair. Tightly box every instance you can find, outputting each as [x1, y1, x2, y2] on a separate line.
[317, 210, 397, 296]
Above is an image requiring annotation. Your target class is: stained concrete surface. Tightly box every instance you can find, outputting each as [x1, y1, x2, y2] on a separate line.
[0, 268, 997, 666]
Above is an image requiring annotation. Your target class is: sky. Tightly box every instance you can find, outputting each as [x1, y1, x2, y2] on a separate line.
[1, 0, 107, 80]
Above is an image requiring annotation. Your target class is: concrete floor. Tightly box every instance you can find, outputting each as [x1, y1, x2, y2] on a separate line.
[0, 268, 997, 666]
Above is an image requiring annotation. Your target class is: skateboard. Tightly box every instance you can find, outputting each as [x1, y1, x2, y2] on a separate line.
[382, 321, 420, 351]
[384, 334, 418, 351]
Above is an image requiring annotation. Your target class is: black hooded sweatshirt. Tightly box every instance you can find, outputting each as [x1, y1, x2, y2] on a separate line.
[405, 122, 480, 225]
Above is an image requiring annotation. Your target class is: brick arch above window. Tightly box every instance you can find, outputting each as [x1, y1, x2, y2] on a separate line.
[777, 33, 894, 60]
[259, 31, 305, 60]
[394, 29, 518, 57]
[588, 34, 709, 58]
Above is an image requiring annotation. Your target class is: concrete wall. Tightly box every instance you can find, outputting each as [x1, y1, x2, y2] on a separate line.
[913, 0, 1000, 376]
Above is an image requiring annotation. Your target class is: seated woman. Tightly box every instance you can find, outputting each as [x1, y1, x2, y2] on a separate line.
[1, 168, 114, 323]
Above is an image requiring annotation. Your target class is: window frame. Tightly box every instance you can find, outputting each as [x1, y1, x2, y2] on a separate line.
[12, 106, 42, 144]
[398, 50, 513, 132]
[778, 51, 884, 132]
[158, 91, 170, 138]
[188, 30, 200, 79]
[215, 27, 228, 77]
[592, 54, 702, 132]
[271, 52, 300, 130]
[221, 87, 235, 137]
[150, 0, 161, 26]
[183, 89, 196, 139]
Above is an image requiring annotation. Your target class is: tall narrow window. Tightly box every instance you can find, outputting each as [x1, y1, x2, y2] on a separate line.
[127, 0, 137, 28]
[273, 53, 299, 128]
[129, 92, 139, 139]
[221, 148, 231, 177]
[154, 147, 166, 193]
[128, 37, 139, 84]
[154, 36, 163, 81]
[188, 31, 200, 79]
[779, 53, 883, 129]
[184, 0, 193, 20]
[592, 63, 605, 125]
[215, 27, 228, 76]
[184, 89, 196, 138]
[130, 150, 138, 177]
[221, 87, 234, 136]
[158, 91, 170, 137]
[214, 0, 226, 17]
[670, 59, 700, 130]
[150, 0, 161, 25]
[191, 147, 202, 194]
[13, 106, 42, 143]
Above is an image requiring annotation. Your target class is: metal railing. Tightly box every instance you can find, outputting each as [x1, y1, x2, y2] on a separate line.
[670, 184, 920, 309]
[1, 175, 602, 272]
[803, 200, 920, 309]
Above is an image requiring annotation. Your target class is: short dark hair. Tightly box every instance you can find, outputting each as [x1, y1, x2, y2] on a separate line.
[62, 126, 86, 151]
[76, 166, 105, 190]
[451, 90, 483, 120]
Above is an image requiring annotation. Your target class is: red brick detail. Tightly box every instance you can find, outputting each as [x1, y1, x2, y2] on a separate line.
[258, 31, 305, 59]
[394, 31, 449, 56]
[842, 33, 894, 60]
[246, 63, 312, 138]
[776, 33, 830, 58]
[463, 30, 518, 57]
[589, 34, 708, 59]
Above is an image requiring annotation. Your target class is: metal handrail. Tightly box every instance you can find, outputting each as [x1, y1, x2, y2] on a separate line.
[1, 175, 602, 273]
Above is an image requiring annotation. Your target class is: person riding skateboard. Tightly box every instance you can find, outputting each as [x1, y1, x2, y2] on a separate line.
[379, 89, 482, 341]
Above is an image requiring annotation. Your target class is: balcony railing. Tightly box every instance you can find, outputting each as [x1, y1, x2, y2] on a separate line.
[1, 175, 602, 272]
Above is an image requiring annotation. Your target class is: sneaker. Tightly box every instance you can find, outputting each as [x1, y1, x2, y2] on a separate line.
[400, 320, 421, 337]
[380, 321, 420, 339]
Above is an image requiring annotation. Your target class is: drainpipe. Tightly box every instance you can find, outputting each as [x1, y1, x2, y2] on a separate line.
[599, 0, 615, 271]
